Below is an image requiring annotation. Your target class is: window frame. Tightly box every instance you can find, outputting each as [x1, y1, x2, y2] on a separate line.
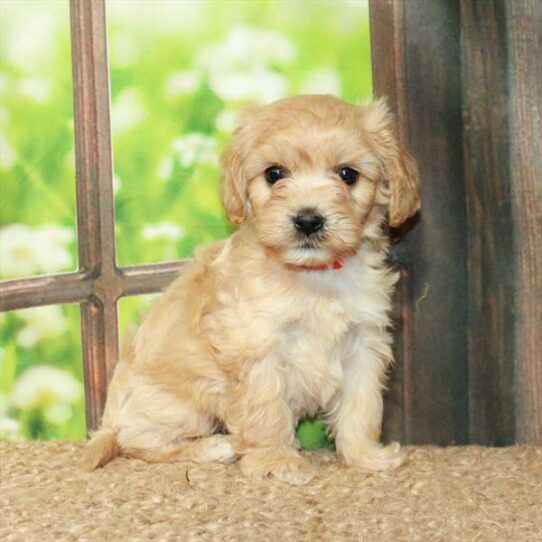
[0, 0, 184, 431]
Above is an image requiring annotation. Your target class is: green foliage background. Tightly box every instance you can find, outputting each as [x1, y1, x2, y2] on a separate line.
[0, 0, 372, 444]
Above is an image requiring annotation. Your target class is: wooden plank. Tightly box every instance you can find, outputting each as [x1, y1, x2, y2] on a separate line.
[403, 0, 469, 445]
[0, 272, 90, 312]
[369, 0, 408, 443]
[70, 0, 118, 432]
[0, 261, 184, 312]
[119, 260, 185, 297]
[507, 0, 542, 444]
[461, 0, 542, 445]
[461, 0, 516, 445]
[369, 0, 408, 140]
[384, 0, 469, 444]
[80, 299, 118, 432]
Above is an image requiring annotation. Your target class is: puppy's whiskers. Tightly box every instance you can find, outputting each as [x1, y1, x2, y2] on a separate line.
[295, 234, 323, 250]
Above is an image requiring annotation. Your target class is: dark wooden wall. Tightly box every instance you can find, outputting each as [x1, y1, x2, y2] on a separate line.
[371, 0, 542, 446]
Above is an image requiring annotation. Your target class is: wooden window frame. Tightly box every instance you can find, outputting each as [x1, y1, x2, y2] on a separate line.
[0, 0, 184, 431]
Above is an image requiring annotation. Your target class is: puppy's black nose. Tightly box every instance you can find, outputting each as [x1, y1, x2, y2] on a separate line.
[293, 211, 325, 235]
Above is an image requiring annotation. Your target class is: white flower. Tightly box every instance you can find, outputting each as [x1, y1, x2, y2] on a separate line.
[10, 365, 82, 411]
[165, 70, 201, 98]
[19, 77, 52, 103]
[107, 1, 206, 35]
[44, 403, 72, 424]
[229, 26, 296, 66]
[157, 156, 174, 181]
[142, 222, 185, 241]
[209, 68, 288, 104]
[197, 26, 295, 104]
[158, 133, 218, 179]
[15, 305, 67, 349]
[0, 224, 74, 278]
[111, 88, 145, 134]
[0, 133, 17, 169]
[215, 110, 239, 134]
[2, 8, 58, 71]
[198, 26, 296, 73]
[172, 133, 218, 169]
[0, 416, 21, 441]
[300, 68, 342, 96]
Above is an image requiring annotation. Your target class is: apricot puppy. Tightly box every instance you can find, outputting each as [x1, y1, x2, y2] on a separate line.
[83, 95, 420, 485]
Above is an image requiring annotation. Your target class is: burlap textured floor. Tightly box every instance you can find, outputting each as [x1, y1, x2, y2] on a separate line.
[1, 442, 541, 541]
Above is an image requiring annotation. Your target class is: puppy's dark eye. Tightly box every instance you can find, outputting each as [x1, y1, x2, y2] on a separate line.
[264, 166, 286, 184]
[337, 167, 359, 185]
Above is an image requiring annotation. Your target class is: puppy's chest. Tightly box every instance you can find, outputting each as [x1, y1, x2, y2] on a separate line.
[286, 295, 355, 341]
[275, 298, 355, 417]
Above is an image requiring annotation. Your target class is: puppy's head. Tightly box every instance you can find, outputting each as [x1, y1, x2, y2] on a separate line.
[221, 95, 420, 267]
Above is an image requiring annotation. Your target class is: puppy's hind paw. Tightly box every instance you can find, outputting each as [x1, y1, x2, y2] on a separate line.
[197, 435, 238, 464]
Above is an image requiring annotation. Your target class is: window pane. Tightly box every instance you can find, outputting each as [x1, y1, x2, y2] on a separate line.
[107, 0, 372, 266]
[0, 1, 77, 279]
[0, 304, 85, 441]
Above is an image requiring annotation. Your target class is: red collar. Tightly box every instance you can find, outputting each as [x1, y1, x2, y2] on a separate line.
[297, 260, 343, 271]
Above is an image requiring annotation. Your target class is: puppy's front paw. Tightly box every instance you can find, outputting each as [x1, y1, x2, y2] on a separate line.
[339, 441, 407, 471]
[239, 448, 315, 485]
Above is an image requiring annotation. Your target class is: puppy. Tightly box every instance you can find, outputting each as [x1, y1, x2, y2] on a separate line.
[82, 95, 420, 485]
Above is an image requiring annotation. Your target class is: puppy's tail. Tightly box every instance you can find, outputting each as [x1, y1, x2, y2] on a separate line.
[81, 427, 119, 470]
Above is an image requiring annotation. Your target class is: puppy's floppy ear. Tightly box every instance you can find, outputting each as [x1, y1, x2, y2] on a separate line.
[220, 108, 259, 224]
[362, 99, 421, 227]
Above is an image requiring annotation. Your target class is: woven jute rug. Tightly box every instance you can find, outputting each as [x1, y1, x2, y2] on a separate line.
[1, 442, 541, 541]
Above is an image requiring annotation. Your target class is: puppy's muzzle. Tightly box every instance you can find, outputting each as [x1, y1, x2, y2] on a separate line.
[293, 210, 325, 236]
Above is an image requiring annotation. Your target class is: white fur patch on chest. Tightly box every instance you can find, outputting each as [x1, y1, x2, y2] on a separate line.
[272, 282, 359, 416]
[276, 321, 344, 420]
[271, 250, 396, 419]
